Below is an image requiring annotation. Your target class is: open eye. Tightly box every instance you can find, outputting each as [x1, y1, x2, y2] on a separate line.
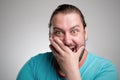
[53, 31, 64, 36]
[71, 29, 79, 35]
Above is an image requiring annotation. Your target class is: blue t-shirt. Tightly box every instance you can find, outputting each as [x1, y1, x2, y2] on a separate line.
[17, 52, 118, 80]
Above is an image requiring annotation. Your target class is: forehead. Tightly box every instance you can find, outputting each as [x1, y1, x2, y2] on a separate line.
[51, 12, 84, 30]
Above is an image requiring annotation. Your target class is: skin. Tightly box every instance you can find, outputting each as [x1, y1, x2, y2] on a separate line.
[49, 12, 88, 80]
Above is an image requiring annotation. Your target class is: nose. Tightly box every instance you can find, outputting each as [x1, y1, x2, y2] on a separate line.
[63, 33, 73, 46]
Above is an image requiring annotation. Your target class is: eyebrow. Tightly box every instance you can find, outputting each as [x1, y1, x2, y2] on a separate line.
[53, 25, 80, 31]
[71, 25, 80, 30]
[53, 27, 64, 31]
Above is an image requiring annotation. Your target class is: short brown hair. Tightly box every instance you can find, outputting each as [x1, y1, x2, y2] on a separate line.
[48, 4, 87, 29]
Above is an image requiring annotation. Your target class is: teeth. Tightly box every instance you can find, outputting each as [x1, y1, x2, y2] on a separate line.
[70, 46, 77, 52]
[71, 48, 75, 52]
[72, 48, 74, 51]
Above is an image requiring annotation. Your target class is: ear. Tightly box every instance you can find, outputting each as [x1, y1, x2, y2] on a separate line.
[84, 27, 88, 41]
[49, 26, 53, 38]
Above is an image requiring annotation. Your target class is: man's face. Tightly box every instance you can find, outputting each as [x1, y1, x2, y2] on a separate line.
[50, 12, 87, 52]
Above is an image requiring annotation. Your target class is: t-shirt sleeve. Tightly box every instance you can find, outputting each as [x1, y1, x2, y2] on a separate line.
[95, 61, 118, 80]
[16, 58, 34, 80]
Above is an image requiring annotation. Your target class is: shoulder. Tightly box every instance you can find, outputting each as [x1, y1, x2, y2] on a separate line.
[19, 52, 54, 69]
[87, 52, 113, 64]
[29, 52, 54, 64]
[31, 52, 53, 59]
[20, 52, 54, 73]
[87, 52, 117, 69]
[17, 52, 54, 80]
[85, 52, 118, 80]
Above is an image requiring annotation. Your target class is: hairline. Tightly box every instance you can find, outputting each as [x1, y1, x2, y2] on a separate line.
[49, 11, 84, 28]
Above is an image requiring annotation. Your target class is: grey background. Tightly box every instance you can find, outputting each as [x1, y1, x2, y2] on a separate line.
[0, 0, 120, 80]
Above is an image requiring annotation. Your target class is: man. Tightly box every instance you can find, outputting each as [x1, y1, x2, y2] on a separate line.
[17, 4, 118, 80]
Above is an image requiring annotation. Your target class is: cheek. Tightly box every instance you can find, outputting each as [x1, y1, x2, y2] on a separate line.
[52, 35, 64, 41]
[73, 35, 85, 45]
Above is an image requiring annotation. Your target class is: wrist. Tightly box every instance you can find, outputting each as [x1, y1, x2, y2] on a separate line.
[66, 69, 82, 80]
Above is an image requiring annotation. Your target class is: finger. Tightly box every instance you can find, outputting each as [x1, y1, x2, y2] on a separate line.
[49, 44, 59, 57]
[76, 46, 85, 62]
[49, 44, 58, 53]
[49, 37, 64, 54]
[54, 37, 71, 52]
